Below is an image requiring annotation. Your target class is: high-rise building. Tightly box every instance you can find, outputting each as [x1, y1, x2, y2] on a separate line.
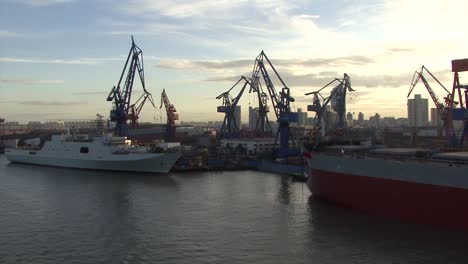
[346, 112, 353, 126]
[326, 110, 338, 131]
[431, 108, 442, 127]
[297, 108, 308, 126]
[234, 105, 241, 128]
[408, 94, 428, 127]
[358, 112, 364, 124]
[249, 106, 258, 130]
[369, 113, 381, 128]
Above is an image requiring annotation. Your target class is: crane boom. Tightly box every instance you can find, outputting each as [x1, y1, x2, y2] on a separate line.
[408, 66, 449, 111]
[248, 73, 272, 136]
[106, 36, 155, 137]
[160, 89, 178, 142]
[306, 74, 354, 138]
[217, 76, 252, 138]
[407, 65, 455, 143]
[451, 59, 468, 147]
[252, 51, 297, 157]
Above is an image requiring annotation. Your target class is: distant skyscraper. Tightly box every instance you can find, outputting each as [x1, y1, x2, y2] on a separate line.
[431, 108, 442, 127]
[358, 112, 364, 124]
[369, 113, 380, 127]
[297, 108, 308, 126]
[408, 94, 428, 127]
[249, 106, 258, 129]
[326, 110, 338, 131]
[346, 112, 353, 126]
[234, 106, 241, 129]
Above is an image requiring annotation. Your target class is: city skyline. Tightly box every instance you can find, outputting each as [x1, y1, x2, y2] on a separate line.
[1, 0, 467, 123]
[0, 92, 444, 125]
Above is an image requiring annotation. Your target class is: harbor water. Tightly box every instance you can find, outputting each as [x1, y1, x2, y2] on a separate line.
[0, 155, 467, 264]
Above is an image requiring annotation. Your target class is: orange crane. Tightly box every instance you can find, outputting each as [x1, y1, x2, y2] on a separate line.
[408, 66, 456, 144]
[0, 118, 5, 151]
[451, 59, 468, 147]
[409, 59, 468, 147]
[160, 89, 178, 142]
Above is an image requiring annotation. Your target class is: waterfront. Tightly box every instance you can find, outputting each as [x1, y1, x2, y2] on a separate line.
[0, 155, 467, 264]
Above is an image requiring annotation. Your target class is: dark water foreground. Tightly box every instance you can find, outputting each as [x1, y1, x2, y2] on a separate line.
[0, 155, 467, 264]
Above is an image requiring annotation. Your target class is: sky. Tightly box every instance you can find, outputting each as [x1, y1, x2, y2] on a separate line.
[1, 0, 467, 124]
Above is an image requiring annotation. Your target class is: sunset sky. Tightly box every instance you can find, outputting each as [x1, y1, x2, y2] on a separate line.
[1, 0, 467, 123]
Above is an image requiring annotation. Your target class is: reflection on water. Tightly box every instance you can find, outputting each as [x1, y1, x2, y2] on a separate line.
[0, 155, 467, 264]
[277, 175, 291, 205]
[306, 196, 468, 263]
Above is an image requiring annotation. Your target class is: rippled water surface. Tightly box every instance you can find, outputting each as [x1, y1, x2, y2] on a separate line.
[1, 155, 467, 264]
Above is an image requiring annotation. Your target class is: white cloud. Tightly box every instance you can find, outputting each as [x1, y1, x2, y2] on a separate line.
[4, 0, 467, 121]
[124, 0, 248, 19]
[156, 55, 376, 74]
[0, 56, 155, 65]
[0, 78, 64, 85]
[112, 0, 468, 119]
[0, 57, 99, 65]
[0, 30, 22, 37]
[18, 100, 87, 106]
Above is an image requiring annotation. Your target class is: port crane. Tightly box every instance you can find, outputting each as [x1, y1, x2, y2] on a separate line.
[0, 117, 4, 147]
[251, 51, 298, 157]
[160, 89, 179, 142]
[305, 74, 354, 137]
[249, 69, 273, 137]
[408, 65, 456, 145]
[217, 76, 252, 138]
[451, 59, 468, 147]
[408, 60, 468, 148]
[106, 36, 155, 137]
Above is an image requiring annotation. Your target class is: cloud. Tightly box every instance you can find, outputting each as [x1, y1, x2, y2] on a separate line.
[14, 0, 74, 6]
[125, 0, 467, 67]
[74, 90, 144, 96]
[73, 91, 107, 96]
[118, 1, 353, 57]
[124, 0, 248, 19]
[0, 78, 64, 85]
[203, 70, 446, 90]
[0, 56, 146, 65]
[0, 30, 22, 38]
[387, 48, 413, 53]
[18, 100, 87, 106]
[156, 55, 375, 72]
[157, 59, 252, 71]
[0, 57, 100, 65]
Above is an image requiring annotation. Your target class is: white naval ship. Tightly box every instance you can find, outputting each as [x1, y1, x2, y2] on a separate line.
[5, 134, 180, 173]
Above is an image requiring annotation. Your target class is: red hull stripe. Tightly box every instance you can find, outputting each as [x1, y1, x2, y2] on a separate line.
[307, 168, 468, 230]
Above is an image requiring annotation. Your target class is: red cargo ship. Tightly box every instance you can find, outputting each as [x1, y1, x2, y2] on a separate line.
[303, 145, 468, 230]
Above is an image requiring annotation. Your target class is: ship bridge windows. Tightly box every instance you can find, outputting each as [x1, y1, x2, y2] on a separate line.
[80, 147, 89, 154]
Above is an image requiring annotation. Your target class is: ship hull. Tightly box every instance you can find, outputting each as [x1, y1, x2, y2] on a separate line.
[5, 149, 180, 173]
[305, 153, 468, 230]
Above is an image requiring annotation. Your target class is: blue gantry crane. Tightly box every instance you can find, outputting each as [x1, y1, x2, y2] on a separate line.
[217, 76, 253, 138]
[249, 65, 273, 137]
[252, 51, 298, 157]
[306, 74, 354, 137]
[106, 36, 155, 137]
